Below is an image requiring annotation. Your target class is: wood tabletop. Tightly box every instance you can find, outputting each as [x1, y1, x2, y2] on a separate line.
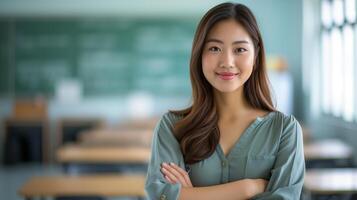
[57, 144, 151, 164]
[79, 129, 153, 147]
[304, 168, 357, 194]
[304, 139, 353, 160]
[18, 174, 146, 197]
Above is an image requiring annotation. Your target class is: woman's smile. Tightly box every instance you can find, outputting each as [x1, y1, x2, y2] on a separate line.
[215, 72, 240, 80]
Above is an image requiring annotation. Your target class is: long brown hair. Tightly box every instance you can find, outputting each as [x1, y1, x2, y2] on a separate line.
[170, 2, 276, 164]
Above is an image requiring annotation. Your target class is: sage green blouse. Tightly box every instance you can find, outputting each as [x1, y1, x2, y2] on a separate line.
[145, 111, 305, 200]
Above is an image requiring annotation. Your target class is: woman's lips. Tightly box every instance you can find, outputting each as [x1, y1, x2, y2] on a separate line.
[216, 72, 239, 80]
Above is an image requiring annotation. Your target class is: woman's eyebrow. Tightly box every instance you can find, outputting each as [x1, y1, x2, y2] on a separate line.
[205, 38, 249, 45]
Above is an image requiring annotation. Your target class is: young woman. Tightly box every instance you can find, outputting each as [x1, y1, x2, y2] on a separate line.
[145, 2, 305, 200]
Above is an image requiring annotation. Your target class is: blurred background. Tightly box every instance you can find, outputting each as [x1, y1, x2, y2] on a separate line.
[0, 0, 356, 199]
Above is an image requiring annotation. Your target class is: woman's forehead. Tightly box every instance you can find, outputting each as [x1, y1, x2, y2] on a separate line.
[206, 19, 252, 43]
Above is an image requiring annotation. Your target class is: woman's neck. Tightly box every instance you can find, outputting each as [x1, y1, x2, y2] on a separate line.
[214, 87, 252, 121]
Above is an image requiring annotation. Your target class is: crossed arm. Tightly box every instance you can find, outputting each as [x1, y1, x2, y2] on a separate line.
[160, 162, 267, 200]
[147, 114, 305, 200]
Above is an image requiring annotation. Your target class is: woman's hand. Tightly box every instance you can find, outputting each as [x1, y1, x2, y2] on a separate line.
[160, 162, 193, 188]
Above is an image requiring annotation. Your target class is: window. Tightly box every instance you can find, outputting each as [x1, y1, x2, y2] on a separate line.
[319, 0, 356, 122]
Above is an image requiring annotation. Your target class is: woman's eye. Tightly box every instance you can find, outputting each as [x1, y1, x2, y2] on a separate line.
[208, 46, 221, 52]
[234, 48, 247, 53]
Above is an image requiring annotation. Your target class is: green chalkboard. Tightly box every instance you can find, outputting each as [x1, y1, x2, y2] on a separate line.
[0, 21, 11, 95]
[0, 18, 196, 97]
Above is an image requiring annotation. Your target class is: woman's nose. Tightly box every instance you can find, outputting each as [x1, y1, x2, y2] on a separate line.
[219, 51, 234, 68]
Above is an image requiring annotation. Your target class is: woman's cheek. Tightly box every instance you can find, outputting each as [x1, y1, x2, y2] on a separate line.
[202, 55, 217, 71]
[236, 55, 254, 71]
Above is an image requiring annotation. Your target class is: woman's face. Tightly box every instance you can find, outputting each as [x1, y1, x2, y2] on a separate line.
[202, 19, 255, 93]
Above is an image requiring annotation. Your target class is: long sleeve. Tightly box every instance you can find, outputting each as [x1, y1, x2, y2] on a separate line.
[145, 113, 185, 200]
[252, 115, 305, 200]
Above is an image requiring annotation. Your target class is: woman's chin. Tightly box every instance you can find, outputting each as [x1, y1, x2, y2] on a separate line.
[214, 86, 242, 93]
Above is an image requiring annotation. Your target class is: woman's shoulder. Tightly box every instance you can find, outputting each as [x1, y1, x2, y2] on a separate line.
[162, 111, 184, 123]
[278, 111, 301, 128]
[153, 111, 183, 137]
[269, 111, 300, 124]
[270, 111, 302, 137]
[158, 111, 184, 128]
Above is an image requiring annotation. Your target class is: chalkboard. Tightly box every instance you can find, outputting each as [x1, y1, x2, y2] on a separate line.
[0, 21, 11, 95]
[0, 18, 196, 97]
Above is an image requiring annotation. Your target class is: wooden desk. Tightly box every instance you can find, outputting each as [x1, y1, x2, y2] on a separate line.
[57, 144, 151, 173]
[304, 139, 353, 160]
[57, 117, 104, 146]
[57, 144, 151, 164]
[304, 139, 354, 168]
[18, 174, 146, 200]
[117, 116, 159, 130]
[13, 99, 47, 119]
[304, 168, 357, 199]
[79, 129, 153, 147]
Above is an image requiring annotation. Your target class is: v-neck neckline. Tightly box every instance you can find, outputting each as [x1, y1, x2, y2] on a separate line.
[217, 111, 276, 159]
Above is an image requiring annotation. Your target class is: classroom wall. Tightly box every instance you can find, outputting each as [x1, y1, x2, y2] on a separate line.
[0, 0, 304, 115]
[241, 0, 304, 121]
[302, 0, 357, 165]
[0, 0, 304, 164]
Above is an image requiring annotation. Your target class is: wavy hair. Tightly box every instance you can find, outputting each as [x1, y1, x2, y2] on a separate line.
[170, 2, 276, 164]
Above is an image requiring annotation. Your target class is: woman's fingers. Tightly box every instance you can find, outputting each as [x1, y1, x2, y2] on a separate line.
[161, 162, 188, 186]
[165, 176, 177, 184]
[162, 163, 186, 185]
[164, 174, 176, 184]
[168, 163, 193, 187]
[161, 167, 178, 184]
